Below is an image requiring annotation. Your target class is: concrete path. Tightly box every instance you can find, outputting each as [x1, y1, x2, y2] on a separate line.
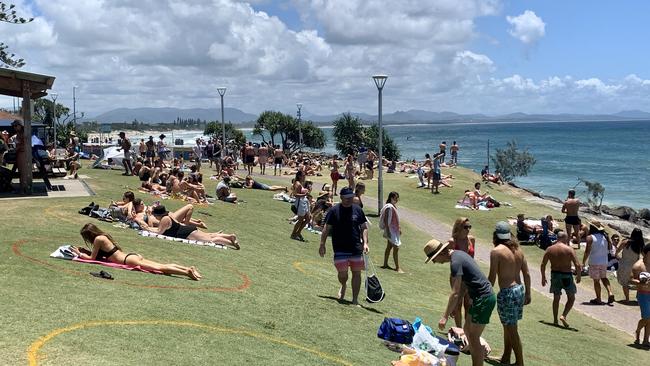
[253, 172, 640, 336]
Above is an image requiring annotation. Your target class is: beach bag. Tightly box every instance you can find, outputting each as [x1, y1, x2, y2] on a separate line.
[378, 318, 415, 344]
[365, 255, 385, 303]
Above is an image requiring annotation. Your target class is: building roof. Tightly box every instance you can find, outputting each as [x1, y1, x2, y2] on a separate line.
[0, 68, 55, 99]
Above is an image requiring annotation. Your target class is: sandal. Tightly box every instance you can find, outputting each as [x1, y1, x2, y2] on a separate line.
[90, 270, 114, 280]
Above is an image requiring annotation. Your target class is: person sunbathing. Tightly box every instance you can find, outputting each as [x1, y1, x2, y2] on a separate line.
[131, 200, 207, 230]
[151, 205, 239, 249]
[110, 191, 136, 221]
[71, 222, 202, 280]
[180, 173, 207, 203]
[244, 175, 287, 191]
[141, 181, 167, 194]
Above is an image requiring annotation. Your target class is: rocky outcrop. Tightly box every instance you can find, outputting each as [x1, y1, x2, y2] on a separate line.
[601, 205, 637, 221]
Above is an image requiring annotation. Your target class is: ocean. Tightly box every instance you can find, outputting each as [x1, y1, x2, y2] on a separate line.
[138, 120, 649, 210]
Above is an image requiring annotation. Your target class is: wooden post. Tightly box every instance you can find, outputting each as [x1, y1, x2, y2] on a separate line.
[21, 81, 33, 194]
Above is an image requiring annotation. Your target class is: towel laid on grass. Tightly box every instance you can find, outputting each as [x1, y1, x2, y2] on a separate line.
[49, 245, 163, 274]
[379, 203, 401, 246]
[139, 230, 227, 249]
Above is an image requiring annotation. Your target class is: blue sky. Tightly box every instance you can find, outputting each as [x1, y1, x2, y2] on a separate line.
[2, 0, 650, 116]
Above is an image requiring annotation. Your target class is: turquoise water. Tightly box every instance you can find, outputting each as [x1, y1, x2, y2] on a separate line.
[164, 120, 650, 209]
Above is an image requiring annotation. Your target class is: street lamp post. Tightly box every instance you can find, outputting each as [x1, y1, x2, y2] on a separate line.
[296, 103, 303, 151]
[73, 85, 78, 126]
[50, 92, 58, 147]
[217, 87, 227, 159]
[372, 74, 388, 214]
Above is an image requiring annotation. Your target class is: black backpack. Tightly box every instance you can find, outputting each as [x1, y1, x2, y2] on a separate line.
[365, 255, 385, 303]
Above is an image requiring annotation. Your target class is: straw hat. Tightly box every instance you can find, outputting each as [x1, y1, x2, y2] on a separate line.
[423, 239, 448, 263]
[589, 220, 606, 232]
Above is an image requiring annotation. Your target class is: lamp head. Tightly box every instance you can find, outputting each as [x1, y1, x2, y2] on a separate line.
[50, 92, 58, 99]
[372, 74, 388, 90]
[217, 87, 227, 96]
[296, 103, 302, 110]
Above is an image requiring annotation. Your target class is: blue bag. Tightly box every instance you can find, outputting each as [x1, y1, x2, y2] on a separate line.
[377, 318, 415, 344]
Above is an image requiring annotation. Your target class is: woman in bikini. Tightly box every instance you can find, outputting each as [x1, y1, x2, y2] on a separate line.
[151, 205, 239, 249]
[290, 170, 311, 241]
[345, 154, 356, 189]
[131, 200, 207, 230]
[329, 154, 340, 196]
[447, 217, 476, 327]
[71, 223, 202, 280]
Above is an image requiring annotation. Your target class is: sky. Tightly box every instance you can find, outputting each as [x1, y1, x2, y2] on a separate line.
[2, 0, 650, 118]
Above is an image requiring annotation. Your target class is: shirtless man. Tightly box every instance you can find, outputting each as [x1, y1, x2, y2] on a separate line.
[450, 141, 459, 165]
[258, 143, 269, 175]
[243, 142, 255, 175]
[488, 222, 531, 366]
[439, 141, 447, 163]
[562, 189, 582, 246]
[540, 231, 582, 328]
[631, 244, 650, 347]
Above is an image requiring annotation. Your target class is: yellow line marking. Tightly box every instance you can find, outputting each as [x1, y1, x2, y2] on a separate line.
[292, 259, 327, 276]
[43, 204, 80, 225]
[27, 320, 353, 366]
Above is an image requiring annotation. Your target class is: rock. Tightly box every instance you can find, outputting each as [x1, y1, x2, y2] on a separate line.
[602, 206, 637, 221]
[638, 208, 650, 220]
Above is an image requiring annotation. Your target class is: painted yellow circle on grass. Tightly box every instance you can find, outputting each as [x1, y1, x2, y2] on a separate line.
[27, 320, 353, 366]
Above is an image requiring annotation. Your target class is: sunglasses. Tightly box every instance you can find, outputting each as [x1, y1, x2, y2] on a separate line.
[464, 225, 472, 229]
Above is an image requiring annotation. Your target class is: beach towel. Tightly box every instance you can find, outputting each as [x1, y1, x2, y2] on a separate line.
[139, 230, 227, 249]
[379, 203, 401, 246]
[455, 203, 491, 211]
[49, 245, 163, 274]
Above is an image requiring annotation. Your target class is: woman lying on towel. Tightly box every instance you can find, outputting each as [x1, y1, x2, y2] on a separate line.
[132, 200, 207, 229]
[72, 223, 202, 280]
[151, 205, 240, 249]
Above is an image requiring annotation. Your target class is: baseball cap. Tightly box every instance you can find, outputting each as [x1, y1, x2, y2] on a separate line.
[340, 187, 354, 198]
[495, 221, 511, 240]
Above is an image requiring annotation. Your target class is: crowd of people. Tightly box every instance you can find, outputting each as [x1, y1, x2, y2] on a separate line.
[22, 128, 649, 363]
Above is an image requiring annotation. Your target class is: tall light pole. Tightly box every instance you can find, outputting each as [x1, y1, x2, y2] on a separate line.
[50, 92, 58, 147]
[296, 103, 302, 152]
[73, 85, 78, 126]
[373, 74, 388, 214]
[217, 87, 227, 158]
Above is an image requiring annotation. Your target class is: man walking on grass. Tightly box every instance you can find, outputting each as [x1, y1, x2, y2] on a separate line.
[319, 187, 369, 305]
[117, 131, 133, 176]
[426, 239, 496, 366]
[488, 222, 531, 366]
[540, 231, 582, 327]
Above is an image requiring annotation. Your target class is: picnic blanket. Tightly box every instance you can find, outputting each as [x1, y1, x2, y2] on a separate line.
[455, 200, 491, 211]
[139, 230, 227, 249]
[49, 245, 163, 274]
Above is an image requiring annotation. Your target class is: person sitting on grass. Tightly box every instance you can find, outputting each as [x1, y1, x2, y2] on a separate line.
[151, 205, 239, 249]
[180, 172, 208, 203]
[244, 175, 287, 191]
[71, 223, 202, 280]
[216, 176, 238, 203]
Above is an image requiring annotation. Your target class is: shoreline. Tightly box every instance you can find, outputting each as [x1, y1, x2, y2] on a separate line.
[504, 181, 649, 236]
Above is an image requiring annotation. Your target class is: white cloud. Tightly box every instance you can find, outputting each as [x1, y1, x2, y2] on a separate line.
[1, 1, 650, 117]
[506, 10, 545, 44]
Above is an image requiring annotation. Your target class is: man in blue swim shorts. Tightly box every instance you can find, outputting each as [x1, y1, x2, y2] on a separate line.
[488, 222, 531, 366]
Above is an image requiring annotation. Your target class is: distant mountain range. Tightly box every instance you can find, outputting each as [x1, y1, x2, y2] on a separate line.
[88, 107, 650, 125]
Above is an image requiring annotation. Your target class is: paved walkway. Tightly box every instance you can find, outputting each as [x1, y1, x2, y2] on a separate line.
[253, 172, 639, 336]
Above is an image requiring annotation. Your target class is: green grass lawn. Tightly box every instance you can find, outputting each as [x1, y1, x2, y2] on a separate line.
[1, 164, 644, 365]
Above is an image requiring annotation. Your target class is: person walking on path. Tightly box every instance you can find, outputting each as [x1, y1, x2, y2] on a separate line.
[319, 187, 369, 305]
[380, 191, 403, 273]
[632, 244, 650, 347]
[487, 221, 531, 366]
[583, 221, 615, 305]
[425, 240, 496, 366]
[540, 231, 582, 328]
[562, 189, 582, 247]
[117, 131, 134, 176]
[447, 217, 476, 327]
[273, 144, 285, 176]
[616, 228, 645, 302]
